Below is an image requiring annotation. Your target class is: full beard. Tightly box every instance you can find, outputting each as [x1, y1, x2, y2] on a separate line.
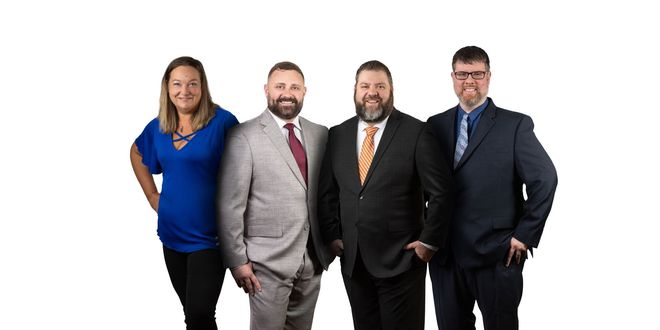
[268, 96, 303, 120]
[355, 93, 394, 123]
[458, 88, 484, 109]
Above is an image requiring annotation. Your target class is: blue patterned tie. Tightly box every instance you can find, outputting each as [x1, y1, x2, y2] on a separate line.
[454, 114, 470, 168]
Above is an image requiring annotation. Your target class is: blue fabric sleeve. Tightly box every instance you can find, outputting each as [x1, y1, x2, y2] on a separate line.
[223, 110, 239, 131]
[135, 118, 163, 174]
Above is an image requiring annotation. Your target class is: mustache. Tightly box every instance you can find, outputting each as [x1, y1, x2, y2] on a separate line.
[363, 95, 382, 102]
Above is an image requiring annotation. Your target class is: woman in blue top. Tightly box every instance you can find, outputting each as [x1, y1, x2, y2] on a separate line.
[130, 56, 238, 330]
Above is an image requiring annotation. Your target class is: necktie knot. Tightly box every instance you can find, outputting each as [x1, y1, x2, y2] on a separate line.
[284, 123, 296, 132]
[365, 126, 379, 137]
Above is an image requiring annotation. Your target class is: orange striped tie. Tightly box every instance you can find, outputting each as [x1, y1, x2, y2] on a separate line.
[358, 127, 379, 185]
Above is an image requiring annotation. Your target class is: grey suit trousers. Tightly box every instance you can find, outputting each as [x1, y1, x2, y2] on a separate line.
[249, 248, 321, 330]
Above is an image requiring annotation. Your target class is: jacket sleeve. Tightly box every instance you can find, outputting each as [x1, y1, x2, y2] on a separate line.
[416, 124, 454, 248]
[513, 115, 558, 248]
[216, 128, 252, 268]
[317, 128, 342, 244]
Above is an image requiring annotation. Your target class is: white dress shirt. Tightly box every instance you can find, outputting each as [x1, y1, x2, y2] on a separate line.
[356, 116, 389, 157]
[268, 109, 305, 148]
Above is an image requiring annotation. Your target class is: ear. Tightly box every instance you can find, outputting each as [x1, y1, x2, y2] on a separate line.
[264, 83, 268, 96]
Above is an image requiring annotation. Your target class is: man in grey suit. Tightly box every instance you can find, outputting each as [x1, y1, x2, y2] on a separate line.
[217, 61, 333, 330]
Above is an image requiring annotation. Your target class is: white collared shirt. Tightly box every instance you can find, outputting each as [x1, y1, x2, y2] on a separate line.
[268, 109, 304, 148]
[356, 116, 390, 157]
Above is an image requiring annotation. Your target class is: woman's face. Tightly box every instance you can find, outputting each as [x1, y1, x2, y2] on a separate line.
[168, 65, 202, 114]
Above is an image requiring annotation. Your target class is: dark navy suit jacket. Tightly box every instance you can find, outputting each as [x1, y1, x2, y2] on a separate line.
[427, 98, 557, 269]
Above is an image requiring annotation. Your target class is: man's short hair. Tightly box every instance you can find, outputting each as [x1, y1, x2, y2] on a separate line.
[268, 61, 305, 81]
[355, 60, 393, 86]
[452, 46, 490, 71]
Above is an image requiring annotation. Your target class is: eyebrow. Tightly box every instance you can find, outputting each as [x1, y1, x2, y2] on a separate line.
[359, 82, 387, 87]
[274, 82, 303, 87]
[171, 78, 199, 82]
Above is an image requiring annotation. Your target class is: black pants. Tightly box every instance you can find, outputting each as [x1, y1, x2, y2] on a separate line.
[163, 246, 225, 330]
[429, 255, 524, 330]
[342, 251, 426, 330]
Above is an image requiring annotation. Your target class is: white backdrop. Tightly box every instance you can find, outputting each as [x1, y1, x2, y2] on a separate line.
[2, 1, 658, 329]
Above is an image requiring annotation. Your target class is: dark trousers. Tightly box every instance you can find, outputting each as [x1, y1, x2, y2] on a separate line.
[429, 255, 524, 330]
[342, 251, 426, 330]
[163, 246, 225, 330]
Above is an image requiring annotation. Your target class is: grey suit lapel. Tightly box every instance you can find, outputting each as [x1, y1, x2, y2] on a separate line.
[259, 110, 307, 189]
[455, 102, 497, 170]
[361, 110, 401, 190]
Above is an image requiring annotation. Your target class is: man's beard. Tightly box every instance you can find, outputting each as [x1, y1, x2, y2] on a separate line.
[355, 92, 394, 123]
[268, 96, 303, 120]
[458, 86, 484, 109]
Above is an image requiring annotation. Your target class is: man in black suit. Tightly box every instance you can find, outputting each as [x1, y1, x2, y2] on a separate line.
[318, 60, 453, 330]
[427, 46, 558, 330]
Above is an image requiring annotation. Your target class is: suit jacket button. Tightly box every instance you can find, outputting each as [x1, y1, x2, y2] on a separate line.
[359, 196, 363, 200]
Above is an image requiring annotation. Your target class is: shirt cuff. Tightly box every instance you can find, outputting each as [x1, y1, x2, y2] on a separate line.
[420, 242, 438, 251]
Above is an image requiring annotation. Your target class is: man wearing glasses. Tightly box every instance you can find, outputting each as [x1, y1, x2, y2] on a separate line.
[427, 46, 558, 330]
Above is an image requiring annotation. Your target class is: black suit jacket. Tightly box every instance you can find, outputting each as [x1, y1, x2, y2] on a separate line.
[319, 110, 453, 278]
[427, 98, 558, 269]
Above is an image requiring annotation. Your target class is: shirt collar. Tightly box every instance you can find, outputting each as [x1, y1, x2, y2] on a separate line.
[268, 109, 302, 130]
[458, 98, 489, 121]
[358, 115, 390, 132]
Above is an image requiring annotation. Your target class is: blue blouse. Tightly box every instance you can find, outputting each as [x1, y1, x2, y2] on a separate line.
[135, 108, 239, 252]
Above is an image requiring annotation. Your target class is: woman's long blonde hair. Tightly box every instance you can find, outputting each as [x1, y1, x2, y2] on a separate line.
[158, 56, 216, 133]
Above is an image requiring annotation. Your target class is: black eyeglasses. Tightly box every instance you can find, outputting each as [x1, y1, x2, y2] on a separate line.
[454, 71, 488, 80]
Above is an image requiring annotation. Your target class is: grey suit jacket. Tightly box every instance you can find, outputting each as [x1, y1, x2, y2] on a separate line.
[217, 110, 333, 279]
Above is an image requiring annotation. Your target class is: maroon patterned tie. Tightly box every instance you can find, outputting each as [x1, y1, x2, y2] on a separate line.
[284, 123, 308, 184]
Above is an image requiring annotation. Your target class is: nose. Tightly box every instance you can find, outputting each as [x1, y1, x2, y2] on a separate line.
[181, 84, 191, 94]
[368, 85, 379, 96]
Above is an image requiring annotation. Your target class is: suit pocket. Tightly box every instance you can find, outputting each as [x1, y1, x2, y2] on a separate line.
[491, 216, 516, 229]
[246, 224, 283, 237]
